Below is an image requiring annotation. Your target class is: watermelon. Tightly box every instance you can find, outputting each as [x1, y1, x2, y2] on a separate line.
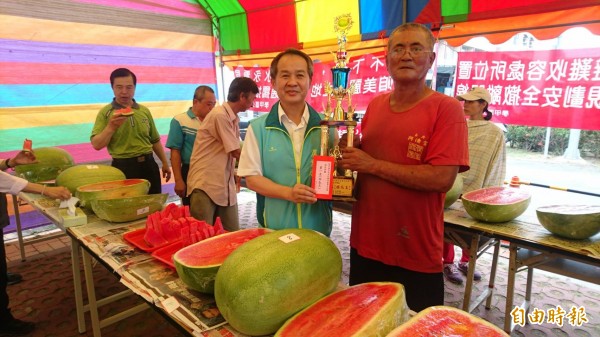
[55, 164, 126, 194]
[275, 282, 409, 337]
[536, 205, 600, 240]
[14, 147, 74, 182]
[173, 228, 271, 294]
[444, 175, 463, 208]
[461, 186, 531, 223]
[386, 306, 509, 337]
[214, 228, 342, 336]
[90, 193, 168, 223]
[76, 179, 150, 209]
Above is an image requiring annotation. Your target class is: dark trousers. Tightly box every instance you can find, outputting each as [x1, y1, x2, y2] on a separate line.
[349, 248, 444, 312]
[1, 193, 11, 320]
[180, 163, 190, 206]
[112, 154, 162, 194]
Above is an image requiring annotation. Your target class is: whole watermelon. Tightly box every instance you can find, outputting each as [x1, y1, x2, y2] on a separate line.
[14, 147, 74, 182]
[214, 228, 342, 336]
[55, 164, 125, 194]
[444, 175, 463, 208]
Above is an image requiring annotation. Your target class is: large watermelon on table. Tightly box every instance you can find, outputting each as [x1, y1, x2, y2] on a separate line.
[14, 147, 74, 182]
[55, 164, 125, 194]
[461, 186, 531, 223]
[214, 228, 342, 336]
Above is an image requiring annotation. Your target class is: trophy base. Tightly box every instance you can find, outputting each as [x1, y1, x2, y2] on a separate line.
[332, 176, 355, 201]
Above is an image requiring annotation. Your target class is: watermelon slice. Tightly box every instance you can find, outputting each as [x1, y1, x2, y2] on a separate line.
[461, 186, 531, 223]
[276, 282, 408, 337]
[173, 228, 271, 294]
[386, 306, 509, 337]
[115, 107, 133, 116]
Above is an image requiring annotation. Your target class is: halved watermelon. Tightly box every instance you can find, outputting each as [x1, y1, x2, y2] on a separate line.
[173, 228, 271, 294]
[461, 186, 531, 223]
[536, 205, 600, 239]
[386, 306, 509, 337]
[76, 178, 150, 209]
[276, 282, 408, 337]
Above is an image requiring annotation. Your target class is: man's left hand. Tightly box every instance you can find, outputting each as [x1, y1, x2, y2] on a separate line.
[339, 147, 375, 173]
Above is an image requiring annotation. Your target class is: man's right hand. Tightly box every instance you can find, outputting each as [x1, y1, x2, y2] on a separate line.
[108, 113, 128, 131]
[174, 179, 186, 199]
[288, 183, 317, 204]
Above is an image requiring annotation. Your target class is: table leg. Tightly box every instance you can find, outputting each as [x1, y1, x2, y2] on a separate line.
[82, 249, 102, 337]
[485, 240, 501, 309]
[462, 234, 479, 312]
[11, 196, 26, 261]
[71, 238, 86, 333]
[504, 242, 518, 333]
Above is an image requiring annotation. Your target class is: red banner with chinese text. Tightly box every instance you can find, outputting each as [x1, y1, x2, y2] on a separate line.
[230, 52, 391, 114]
[456, 48, 600, 130]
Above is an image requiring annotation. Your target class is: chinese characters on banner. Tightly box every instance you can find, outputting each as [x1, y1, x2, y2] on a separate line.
[456, 48, 600, 131]
[231, 52, 392, 114]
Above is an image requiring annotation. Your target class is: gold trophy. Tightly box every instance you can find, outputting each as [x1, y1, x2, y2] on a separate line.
[313, 14, 357, 201]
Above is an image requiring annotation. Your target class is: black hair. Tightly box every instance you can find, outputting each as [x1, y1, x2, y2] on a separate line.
[270, 48, 314, 81]
[227, 77, 259, 102]
[193, 85, 215, 101]
[480, 99, 493, 121]
[110, 68, 137, 86]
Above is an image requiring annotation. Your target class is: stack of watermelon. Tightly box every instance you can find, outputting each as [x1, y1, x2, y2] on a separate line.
[144, 203, 226, 248]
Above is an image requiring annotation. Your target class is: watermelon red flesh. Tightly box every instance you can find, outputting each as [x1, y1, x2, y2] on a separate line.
[462, 186, 529, 205]
[276, 282, 408, 337]
[386, 306, 509, 337]
[174, 228, 270, 294]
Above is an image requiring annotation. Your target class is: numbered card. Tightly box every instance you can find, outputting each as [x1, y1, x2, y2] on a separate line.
[311, 155, 334, 200]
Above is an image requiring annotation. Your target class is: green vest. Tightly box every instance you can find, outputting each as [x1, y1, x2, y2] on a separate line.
[250, 103, 333, 236]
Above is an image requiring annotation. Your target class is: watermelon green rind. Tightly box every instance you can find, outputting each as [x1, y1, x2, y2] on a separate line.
[461, 186, 531, 223]
[385, 306, 509, 337]
[444, 175, 463, 209]
[76, 179, 150, 209]
[275, 282, 408, 337]
[90, 193, 167, 223]
[173, 228, 271, 294]
[14, 147, 74, 183]
[215, 229, 342, 336]
[55, 164, 126, 194]
[536, 205, 600, 240]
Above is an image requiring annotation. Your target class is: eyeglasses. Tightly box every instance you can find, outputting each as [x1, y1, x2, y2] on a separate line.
[390, 46, 432, 58]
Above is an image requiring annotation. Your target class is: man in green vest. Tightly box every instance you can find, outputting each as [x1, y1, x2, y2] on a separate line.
[237, 49, 333, 236]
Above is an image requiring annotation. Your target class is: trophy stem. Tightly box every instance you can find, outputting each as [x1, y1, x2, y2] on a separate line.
[320, 125, 329, 156]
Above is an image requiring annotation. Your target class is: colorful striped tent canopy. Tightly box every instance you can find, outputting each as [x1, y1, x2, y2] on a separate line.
[196, 0, 600, 66]
[0, 0, 215, 161]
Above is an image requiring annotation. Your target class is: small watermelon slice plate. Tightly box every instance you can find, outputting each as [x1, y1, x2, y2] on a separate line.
[123, 228, 179, 253]
[151, 241, 184, 269]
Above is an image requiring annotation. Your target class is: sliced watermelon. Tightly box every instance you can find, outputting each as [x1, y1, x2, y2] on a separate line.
[386, 306, 509, 337]
[173, 228, 271, 294]
[276, 282, 408, 337]
[461, 186, 531, 223]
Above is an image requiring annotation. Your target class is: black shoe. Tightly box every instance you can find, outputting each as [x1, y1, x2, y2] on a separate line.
[0, 317, 35, 336]
[6, 273, 23, 286]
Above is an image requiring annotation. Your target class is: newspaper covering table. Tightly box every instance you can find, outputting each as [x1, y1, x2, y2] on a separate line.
[68, 219, 252, 337]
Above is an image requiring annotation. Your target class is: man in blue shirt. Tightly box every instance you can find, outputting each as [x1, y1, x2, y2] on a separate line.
[166, 86, 216, 205]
